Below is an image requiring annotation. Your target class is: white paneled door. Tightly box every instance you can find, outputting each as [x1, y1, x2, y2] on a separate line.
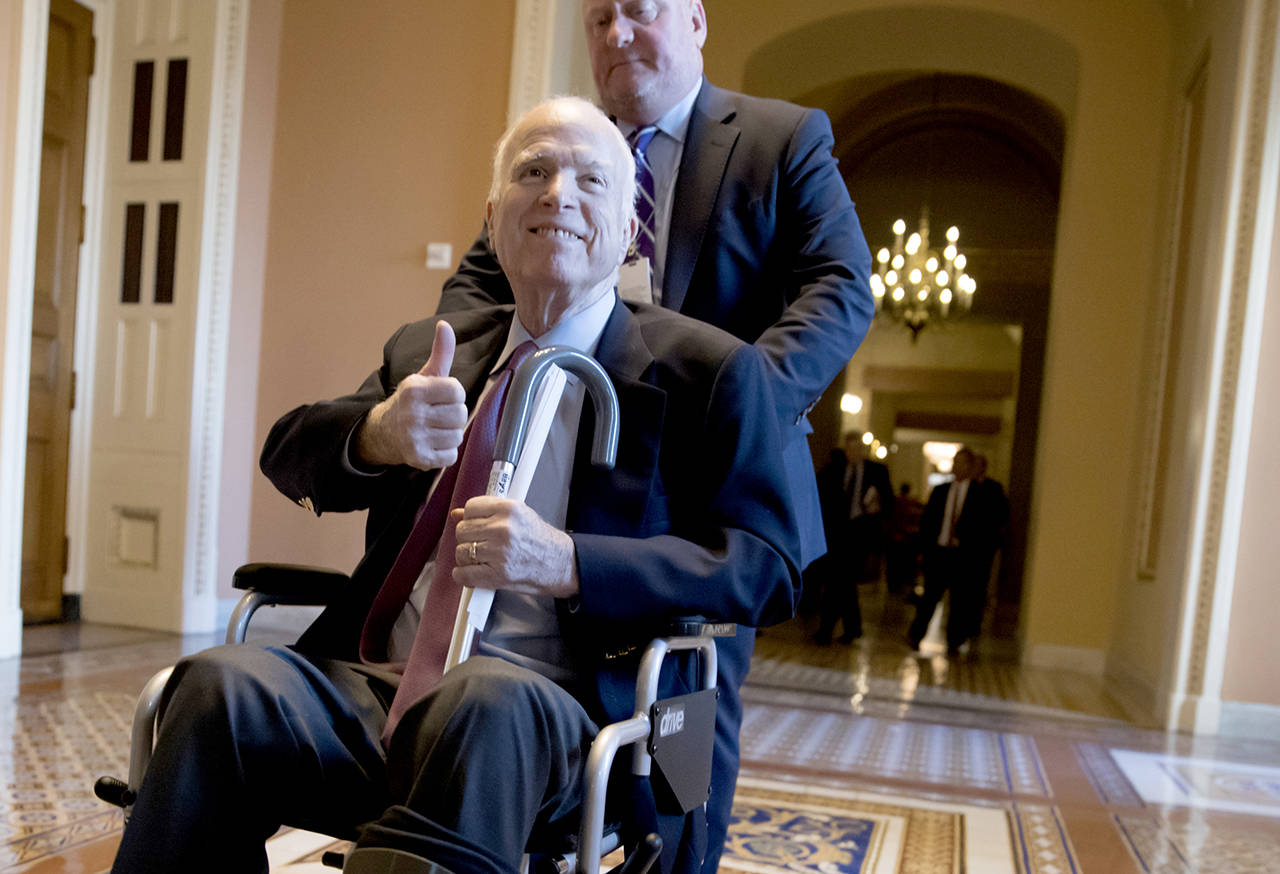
[80, 0, 239, 632]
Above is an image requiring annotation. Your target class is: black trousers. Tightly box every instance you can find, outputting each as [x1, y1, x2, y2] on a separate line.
[814, 517, 881, 641]
[109, 646, 596, 874]
[814, 548, 863, 642]
[907, 546, 985, 650]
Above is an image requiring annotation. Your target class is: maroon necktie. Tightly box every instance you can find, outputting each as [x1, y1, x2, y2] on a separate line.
[361, 340, 537, 746]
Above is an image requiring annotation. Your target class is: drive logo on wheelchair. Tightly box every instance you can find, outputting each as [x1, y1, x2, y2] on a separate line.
[658, 704, 685, 738]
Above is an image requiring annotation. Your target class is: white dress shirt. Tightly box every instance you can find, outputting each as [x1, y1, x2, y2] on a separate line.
[938, 478, 969, 547]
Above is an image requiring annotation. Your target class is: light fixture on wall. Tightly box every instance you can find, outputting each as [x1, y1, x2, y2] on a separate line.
[870, 208, 976, 341]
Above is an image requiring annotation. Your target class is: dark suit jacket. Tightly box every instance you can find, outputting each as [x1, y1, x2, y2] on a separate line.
[815, 453, 894, 581]
[435, 80, 874, 567]
[260, 299, 801, 873]
[816, 454, 894, 533]
[919, 478, 1001, 560]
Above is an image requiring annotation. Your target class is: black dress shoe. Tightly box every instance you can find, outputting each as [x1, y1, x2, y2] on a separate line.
[838, 632, 861, 643]
[813, 634, 832, 646]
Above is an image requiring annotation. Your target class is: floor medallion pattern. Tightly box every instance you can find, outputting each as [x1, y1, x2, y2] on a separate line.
[721, 776, 1080, 874]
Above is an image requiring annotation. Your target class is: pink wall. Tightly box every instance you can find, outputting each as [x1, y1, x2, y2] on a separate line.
[1223, 174, 1280, 707]
[245, 1, 514, 572]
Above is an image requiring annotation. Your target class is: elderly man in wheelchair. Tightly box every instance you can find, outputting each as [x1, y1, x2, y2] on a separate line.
[101, 96, 800, 874]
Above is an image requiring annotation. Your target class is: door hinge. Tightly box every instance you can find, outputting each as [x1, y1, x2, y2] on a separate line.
[69, 370, 77, 410]
[62, 535, 70, 575]
[88, 36, 96, 77]
[79, 203, 86, 244]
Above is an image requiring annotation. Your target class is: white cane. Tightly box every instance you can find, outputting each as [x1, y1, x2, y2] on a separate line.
[443, 347, 620, 673]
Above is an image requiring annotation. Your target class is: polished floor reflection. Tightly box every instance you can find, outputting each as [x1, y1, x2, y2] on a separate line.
[757, 587, 1148, 725]
[4, 591, 1280, 873]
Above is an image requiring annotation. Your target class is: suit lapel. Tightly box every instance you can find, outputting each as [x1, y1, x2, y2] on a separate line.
[567, 301, 665, 534]
[448, 309, 515, 407]
[664, 81, 739, 314]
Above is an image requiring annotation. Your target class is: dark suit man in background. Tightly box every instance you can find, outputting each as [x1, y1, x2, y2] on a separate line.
[966, 453, 1009, 642]
[435, 4, 873, 863]
[812, 432, 894, 644]
[108, 97, 800, 874]
[906, 447, 1002, 655]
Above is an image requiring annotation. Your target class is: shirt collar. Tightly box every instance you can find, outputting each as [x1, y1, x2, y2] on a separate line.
[617, 78, 702, 146]
[491, 289, 616, 376]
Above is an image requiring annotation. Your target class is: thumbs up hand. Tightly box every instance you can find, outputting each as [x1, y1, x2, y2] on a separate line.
[418, 318, 456, 379]
[357, 321, 467, 470]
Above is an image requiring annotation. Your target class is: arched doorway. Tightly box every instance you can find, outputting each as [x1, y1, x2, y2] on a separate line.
[795, 71, 1065, 649]
[840, 73, 1061, 643]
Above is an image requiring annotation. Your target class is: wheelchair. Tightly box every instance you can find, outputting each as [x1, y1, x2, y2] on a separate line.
[95, 562, 732, 874]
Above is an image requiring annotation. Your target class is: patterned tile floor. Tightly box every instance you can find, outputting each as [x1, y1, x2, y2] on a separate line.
[5, 592, 1280, 873]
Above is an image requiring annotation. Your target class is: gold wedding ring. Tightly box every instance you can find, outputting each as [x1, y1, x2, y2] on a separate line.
[468, 541, 479, 563]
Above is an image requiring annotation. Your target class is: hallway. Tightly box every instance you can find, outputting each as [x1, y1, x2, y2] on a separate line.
[4, 595, 1280, 873]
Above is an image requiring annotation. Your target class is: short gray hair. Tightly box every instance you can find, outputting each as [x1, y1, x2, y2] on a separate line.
[488, 96, 637, 227]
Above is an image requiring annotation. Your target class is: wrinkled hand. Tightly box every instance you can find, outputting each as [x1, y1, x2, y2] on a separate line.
[450, 497, 579, 598]
[357, 321, 467, 470]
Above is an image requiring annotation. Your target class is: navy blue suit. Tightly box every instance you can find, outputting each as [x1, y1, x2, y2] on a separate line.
[275, 301, 799, 873]
[437, 84, 872, 868]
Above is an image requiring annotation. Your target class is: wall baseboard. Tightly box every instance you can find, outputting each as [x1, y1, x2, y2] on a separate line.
[1024, 643, 1106, 675]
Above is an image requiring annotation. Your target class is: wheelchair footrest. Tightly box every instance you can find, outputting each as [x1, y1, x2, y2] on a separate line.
[608, 834, 662, 874]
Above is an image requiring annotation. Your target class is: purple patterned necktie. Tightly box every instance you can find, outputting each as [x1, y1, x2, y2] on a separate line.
[628, 125, 659, 263]
[361, 340, 537, 747]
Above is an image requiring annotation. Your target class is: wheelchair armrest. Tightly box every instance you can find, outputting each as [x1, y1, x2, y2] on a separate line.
[226, 563, 351, 645]
[232, 562, 351, 598]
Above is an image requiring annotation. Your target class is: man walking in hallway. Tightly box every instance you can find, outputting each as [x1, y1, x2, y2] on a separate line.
[907, 447, 1002, 655]
[813, 431, 893, 645]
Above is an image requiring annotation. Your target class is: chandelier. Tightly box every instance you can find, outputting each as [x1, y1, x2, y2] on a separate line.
[870, 208, 976, 341]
